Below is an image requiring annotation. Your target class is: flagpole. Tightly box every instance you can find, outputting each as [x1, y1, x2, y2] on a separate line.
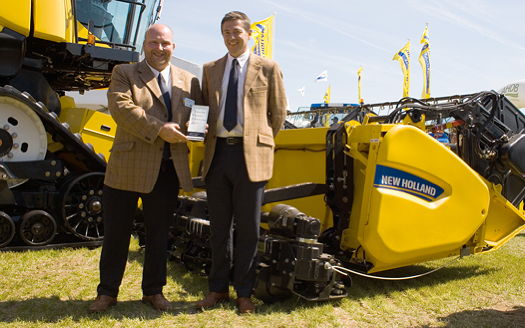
[357, 66, 364, 105]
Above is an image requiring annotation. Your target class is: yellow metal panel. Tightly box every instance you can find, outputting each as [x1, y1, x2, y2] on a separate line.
[57, 96, 115, 159]
[0, 1, 31, 36]
[59, 97, 88, 133]
[482, 184, 525, 249]
[33, 0, 75, 42]
[187, 142, 205, 178]
[80, 110, 116, 160]
[63, 0, 76, 42]
[344, 124, 491, 272]
[265, 127, 333, 230]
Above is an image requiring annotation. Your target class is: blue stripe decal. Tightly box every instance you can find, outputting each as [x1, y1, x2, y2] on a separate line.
[373, 165, 444, 201]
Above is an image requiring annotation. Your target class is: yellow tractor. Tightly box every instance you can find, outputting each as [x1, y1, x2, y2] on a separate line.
[0, 0, 162, 248]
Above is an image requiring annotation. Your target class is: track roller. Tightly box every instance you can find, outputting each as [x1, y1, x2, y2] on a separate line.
[19, 210, 57, 246]
[0, 211, 15, 248]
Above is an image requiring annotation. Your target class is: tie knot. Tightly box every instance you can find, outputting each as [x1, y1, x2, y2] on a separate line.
[158, 74, 169, 96]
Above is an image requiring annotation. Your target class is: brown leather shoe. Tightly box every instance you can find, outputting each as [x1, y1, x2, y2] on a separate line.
[195, 292, 230, 309]
[142, 293, 171, 311]
[89, 295, 117, 313]
[236, 297, 255, 314]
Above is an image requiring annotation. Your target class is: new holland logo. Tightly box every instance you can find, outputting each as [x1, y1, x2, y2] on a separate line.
[373, 165, 444, 201]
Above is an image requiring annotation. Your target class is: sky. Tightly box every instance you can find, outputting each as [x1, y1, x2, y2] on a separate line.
[74, 0, 525, 111]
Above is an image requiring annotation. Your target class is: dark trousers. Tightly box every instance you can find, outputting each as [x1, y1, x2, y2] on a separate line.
[97, 160, 179, 297]
[205, 139, 266, 298]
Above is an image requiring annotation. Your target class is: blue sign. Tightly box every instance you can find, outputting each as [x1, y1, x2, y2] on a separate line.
[373, 165, 444, 201]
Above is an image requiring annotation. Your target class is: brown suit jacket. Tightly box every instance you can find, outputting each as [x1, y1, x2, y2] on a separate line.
[201, 54, 287, 182]
[105, 60, 201, 193]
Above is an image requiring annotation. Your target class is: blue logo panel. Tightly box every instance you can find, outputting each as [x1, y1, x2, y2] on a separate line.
[373, 165, 444, 201]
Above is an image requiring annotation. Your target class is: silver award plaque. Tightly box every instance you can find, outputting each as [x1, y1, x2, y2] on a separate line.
[187, 105, 209, 141]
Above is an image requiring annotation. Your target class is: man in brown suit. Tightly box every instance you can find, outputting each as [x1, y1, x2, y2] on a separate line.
[89, 24, 201, 312]
[195, 11, 287, 314]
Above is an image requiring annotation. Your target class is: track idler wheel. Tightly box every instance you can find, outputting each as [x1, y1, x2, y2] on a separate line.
[0, 211, 15, 248]
[19, 210, 57, 246]
[0, 85, 48, 188]
[60, 172, 104, 241]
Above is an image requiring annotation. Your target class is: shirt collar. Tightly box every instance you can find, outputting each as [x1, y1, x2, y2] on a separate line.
[227, 49, 250, 68]
[146, 62, 171, 82]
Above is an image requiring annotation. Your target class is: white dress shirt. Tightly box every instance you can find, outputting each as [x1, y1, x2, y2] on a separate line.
[146, 62, 172, 98]
[216, 50, 250, 137]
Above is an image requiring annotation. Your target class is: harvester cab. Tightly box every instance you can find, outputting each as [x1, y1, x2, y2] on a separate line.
[0, 0, 162, 248]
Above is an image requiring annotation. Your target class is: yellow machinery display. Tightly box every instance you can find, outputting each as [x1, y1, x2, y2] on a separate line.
[1, 1, 524, 304]
[0, 0, 162, 247]
[165, 93, 525, 301]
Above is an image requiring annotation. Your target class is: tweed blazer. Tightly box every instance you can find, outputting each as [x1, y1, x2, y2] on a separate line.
[201, 54, 287, 182]
[104, 60, 201, 193]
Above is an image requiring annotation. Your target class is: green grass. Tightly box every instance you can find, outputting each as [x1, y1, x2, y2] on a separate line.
[0, 234, 524, 328]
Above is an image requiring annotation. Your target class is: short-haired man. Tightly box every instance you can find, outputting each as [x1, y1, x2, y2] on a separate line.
[196, 11, 287, 314]
[89, 24, 201, 312]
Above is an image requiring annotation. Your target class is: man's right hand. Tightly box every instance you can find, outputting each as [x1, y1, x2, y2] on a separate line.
[159, 122, 188, 143]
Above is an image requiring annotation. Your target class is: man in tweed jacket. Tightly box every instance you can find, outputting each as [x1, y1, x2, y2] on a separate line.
[89, 24, 201, 312]
[195, 11, 287, 314]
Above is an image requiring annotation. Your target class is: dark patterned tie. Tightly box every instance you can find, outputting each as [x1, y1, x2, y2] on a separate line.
[158, 74, 172, 159]
[223, 59, 239, 131]
[158, 74, 172, 120]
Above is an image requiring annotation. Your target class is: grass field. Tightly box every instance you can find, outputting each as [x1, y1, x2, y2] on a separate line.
[0, 233, 524, 328]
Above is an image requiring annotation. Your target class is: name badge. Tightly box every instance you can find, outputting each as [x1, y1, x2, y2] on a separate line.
[184, 97, 195, 108]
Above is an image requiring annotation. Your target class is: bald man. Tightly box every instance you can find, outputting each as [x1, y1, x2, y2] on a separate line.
[89, 24, 201, 312]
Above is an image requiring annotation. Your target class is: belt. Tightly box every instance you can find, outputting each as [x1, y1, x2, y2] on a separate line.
[217, 137, 243, 145]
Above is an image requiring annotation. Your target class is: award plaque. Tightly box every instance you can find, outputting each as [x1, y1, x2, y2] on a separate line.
[187, 105, 209, 141]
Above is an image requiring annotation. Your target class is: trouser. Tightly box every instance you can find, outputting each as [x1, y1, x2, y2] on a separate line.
[205, 138, 266, 298]
[97, 160, 179, 297]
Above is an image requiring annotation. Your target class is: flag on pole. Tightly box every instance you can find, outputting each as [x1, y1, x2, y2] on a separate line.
[393, 40, 411, 98]
[251, 15, 274, 58]
[315, 70, 328, 82]
[323, 85, 331, 104]
[297, 86, 305, 96]
[419, 25, 431, 99]
[357, 67, 364, 104]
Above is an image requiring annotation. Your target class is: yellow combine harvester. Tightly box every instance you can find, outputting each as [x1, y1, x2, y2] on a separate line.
[0, 0, 162, 247]
[0, 1, 524, 303]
